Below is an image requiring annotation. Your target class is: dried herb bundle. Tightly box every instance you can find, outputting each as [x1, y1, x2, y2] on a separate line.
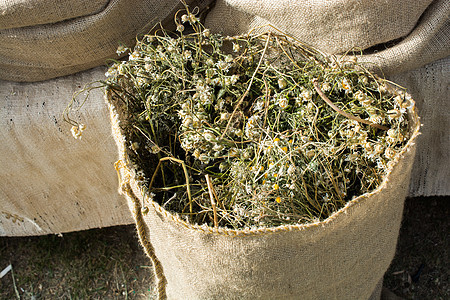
[101, 9, 412, 229]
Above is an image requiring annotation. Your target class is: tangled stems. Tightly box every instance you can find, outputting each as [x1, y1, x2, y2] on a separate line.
[312, 79, 389, 131]
[104, 8, 412, 228]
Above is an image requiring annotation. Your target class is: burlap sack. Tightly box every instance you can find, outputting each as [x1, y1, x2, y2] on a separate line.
[0, 0, 214, 82]
[0, 67, 134, 236]
[0, 0, 109, 29]
[206, 0, 450, 76]
[108, 80, 421, 298]
[388, 56, 449, 197]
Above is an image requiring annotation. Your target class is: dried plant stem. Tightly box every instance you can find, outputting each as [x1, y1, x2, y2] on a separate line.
[205, 174, 218, 228]
[10, 266, 20, 300]
[221, 32, 271, 139]
[103, 21, 410, 228]
[149, 157, 193, 214]
[132, 125, 168, 156]
[312, 79, 388, 130]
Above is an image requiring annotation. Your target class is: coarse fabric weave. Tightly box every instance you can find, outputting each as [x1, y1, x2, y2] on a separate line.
[206, 0, 449, 76]
[0, 67, 133, 236]
[109, 82, 421, 299]
[0, 0, 109, 29]
[388, 56, 449, 197]
[0, 0, 214, 82]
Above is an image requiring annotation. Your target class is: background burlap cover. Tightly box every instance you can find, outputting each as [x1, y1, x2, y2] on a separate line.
[109, 77, 420, 299]
[0, 0, 109, 29]
[1, 0, 448, 82]
[0, 68, 133, 236]
[206, 0, 449, 75]
[0, 0, 214, 82]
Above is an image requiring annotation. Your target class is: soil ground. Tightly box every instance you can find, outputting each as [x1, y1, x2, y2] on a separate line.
[0, 196, 448, 299]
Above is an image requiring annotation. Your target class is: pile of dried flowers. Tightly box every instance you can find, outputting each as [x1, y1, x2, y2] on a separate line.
[92, 8, 413, 229]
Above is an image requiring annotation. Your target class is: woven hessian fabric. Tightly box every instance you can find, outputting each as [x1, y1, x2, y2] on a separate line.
[205, 0, 449, 76]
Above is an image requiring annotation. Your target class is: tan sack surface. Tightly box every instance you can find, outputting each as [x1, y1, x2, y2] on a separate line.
[109, 81, 420, 299]
[0, 0, 214, 82]
[0, 67, 133, 236]
[0, 0, 109, 29]
[389, 56, 449, 197]
[206, 0, 449, 76]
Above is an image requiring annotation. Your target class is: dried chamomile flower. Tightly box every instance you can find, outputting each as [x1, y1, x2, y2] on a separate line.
[71, 124, 86, 139]
[116, 44, 128, 55]
[101, 13, 412, 229]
